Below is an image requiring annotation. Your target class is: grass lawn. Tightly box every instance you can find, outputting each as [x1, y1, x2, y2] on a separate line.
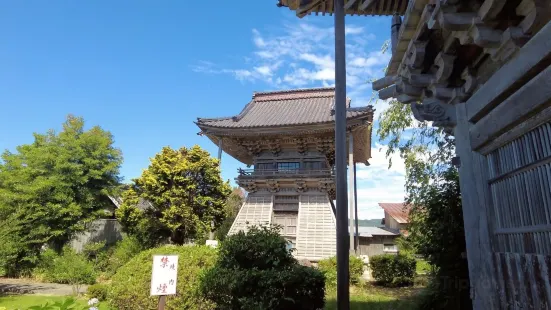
[325, 284, 422, 310]
[0, 295, 111, 310]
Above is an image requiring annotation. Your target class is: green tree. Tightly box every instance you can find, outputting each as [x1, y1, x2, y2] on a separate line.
[116, 145, 231, 246]
[215, 187, 245, 241]
[375, 42, 468, 308]
[0, 115, 122, 276]
[377, 96, 469, 309]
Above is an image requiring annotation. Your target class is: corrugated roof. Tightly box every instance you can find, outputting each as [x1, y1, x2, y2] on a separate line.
[378, 202, 411, 224]
[356, 226, 400, 237]
[196, 87, 372, 129]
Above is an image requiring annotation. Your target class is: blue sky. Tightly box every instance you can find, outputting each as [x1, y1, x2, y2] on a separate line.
[0, 1, 406, 219]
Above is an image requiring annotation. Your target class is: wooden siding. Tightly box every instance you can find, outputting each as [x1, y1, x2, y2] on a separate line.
[357, 235, 399, 257]
[70, 219, 123, 253]
[228, 195, 272, 235]
[295, 195, 336, 261]
[385, 213, 403, 230]
[484, 122, 551, 309]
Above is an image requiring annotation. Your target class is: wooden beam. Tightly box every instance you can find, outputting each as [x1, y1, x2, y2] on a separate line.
[477, 104, 551, 155]
[344, 0, 359, 10]
[466, 20, 551, 122]
[359, 0, 376, 11]
[495, 224, 551, 235]
[470, 65, 551, 151]
[378, 84, 397, 100]
[372, 76, 396, 91]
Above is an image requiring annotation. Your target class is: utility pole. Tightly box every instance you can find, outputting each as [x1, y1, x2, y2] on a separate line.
[334, 0, 350, 308]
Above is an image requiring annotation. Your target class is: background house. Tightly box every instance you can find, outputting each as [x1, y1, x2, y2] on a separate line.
[356, 226, 400, 257]
[378, 202, 411, 236]
[69, 195, 152, 252]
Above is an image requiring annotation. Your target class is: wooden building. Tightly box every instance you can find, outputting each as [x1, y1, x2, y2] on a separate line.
[378, 202, 411, 235]
[356, 226, 400, 257]
[196, 87, 373, 261]
[279, 0, 551, 308]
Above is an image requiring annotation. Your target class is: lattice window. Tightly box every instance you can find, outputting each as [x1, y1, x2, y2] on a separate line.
[277, 162, 300, 172]
[487, 122, 551, 255]
[273, 195, 299, 211]
[255, 162, 274, 170]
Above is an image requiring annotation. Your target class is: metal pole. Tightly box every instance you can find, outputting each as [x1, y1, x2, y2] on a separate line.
[210, 137, 223, 241]
[354, 162, 359, 251]
[334, 0, 349, 308]
[348, 133, 355, 253]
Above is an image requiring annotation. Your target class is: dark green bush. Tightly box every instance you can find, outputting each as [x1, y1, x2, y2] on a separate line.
[199, 226, 325, 310]
[370, 254, 416, 287]
[318, 255, 364, 286]
[108, 245, 216, 310]
[87, 283, 109, 301]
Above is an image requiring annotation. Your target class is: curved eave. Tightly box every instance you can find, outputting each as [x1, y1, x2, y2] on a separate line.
[385, 0, 431, 76]
[197, 118, 373, 166]
[278, 0, 408, 17]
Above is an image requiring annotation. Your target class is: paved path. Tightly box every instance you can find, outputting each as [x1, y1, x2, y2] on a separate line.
[0, 278, 87, 296]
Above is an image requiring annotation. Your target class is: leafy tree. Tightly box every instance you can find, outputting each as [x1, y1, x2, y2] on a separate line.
[376, 44, 469, 307]
[0, 115, 122, 276]
[215, 187, 245, 241]
[116, 145, 231, 246]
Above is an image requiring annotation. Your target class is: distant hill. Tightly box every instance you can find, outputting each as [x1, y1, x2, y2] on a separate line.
[353, 219, 384, 227]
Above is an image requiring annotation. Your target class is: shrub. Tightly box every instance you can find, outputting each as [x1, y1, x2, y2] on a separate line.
[199, 226, 325, 310]
[318, 255, 365, 287]
[87, 283, 109, 301]
[34, 247, 96, 293]
[108, 245, 216, 310]
[370, 254, 416, 287]
[103, 236, 143, 277]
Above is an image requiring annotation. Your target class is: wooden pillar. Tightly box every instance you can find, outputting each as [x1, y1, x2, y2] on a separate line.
[333, 0, 350, 307]
[454, 103, 498, 309]
[353, 162, 359, 251]
[217, 138, 223, 162]
[348, 133, 355, 253]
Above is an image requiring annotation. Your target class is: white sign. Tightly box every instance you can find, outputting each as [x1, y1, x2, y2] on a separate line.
[205, 240, 218, 248]
[150, 255, 178, 296]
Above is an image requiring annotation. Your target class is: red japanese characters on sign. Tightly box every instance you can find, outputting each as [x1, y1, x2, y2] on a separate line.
[150, 255, 178, 296]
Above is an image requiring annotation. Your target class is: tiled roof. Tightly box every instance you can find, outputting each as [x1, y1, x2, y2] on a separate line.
[378, 203, 411, 224]
[108, 195, 153, 211]
[278, 0, 409, 17]
[356, 226, 400, 237]
[196, 87, 372, 129]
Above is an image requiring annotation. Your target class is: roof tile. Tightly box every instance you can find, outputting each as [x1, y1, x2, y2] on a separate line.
[196, 87, 372, 129]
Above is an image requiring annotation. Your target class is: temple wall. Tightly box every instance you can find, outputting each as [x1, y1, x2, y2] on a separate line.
[454, 20, 551, 309]
[227, 190, 336, 262]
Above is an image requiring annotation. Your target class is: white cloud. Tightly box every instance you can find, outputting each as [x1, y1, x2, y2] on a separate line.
[354, 143, 407, 219]
[192, 21, 388, 93]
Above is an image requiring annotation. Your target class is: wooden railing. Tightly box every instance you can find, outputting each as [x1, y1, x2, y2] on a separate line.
[237, 168, 334, 177]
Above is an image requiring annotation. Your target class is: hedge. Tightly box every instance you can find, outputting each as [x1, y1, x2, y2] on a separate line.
[317, 255, 365, 286]
[108, 245, 217, 310]
[369, 254, 416, 287]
